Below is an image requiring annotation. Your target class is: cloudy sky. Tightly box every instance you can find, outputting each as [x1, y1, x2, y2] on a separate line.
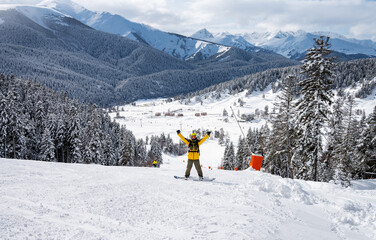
[1, 0, 376, 40]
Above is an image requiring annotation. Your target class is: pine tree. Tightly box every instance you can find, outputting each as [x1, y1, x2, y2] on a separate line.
[236, 137, 247, 170]
[135, 139, 147, 166]
[326, 98, 344, 182]
[1, 86, 28, 159]
[55, 108, 67, 163]
[34, 97, 46, 148]
[358, 106, 376, 178]
[39, 127, 56, 162]
[295, 36, 334, 181]
[102, 134, 115, 166]
[341, 96, 359, 178]
[121, 130, 136, 166]
[0, 91, 10, 158]
[355, 111, 369, 179]
[218, 128, 225, 145]
[164, 134, 174, 154]
[246, 128, 257, 153]
[222, 142, 235, 170]
[223, 109, 228, 117]
[258, 124, 270, 157]
[148, 139, 162, 167]
[68, 107, 82, 163]
[268, 75, 297, 178]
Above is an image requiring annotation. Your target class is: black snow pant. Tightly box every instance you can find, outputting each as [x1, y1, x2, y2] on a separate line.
[185, 160, 203, 178]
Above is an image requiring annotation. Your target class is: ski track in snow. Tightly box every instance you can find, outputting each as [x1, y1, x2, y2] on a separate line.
[1, 157, 375, 240]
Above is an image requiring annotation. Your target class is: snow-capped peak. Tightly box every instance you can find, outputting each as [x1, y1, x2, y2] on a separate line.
[191, 28, 214, 40]
[37, 0, 86, 18]
[14, 5, 69, 30]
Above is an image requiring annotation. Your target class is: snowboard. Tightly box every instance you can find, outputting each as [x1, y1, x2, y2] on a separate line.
[174, 176, 215, 182]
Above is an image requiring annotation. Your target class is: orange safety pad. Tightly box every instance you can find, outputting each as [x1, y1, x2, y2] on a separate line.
[250, 155, 263, 171]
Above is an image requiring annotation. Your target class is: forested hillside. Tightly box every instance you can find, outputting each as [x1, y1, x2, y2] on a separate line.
[180, 57, 376, 100]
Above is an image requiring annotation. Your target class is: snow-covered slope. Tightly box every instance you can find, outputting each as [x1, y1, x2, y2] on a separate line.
[243, 30, 376, 59]
[1, 156, 375, 239]
[35, 0, 231, 61]
[110, 81, 376, 151]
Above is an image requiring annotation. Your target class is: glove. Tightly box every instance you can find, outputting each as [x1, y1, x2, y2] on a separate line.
[177, 130, 181, 134]
[207, 131, 211, 136]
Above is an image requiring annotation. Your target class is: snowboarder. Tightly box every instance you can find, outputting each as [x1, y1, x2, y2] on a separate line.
[153, 159, 158, 168]
[177, 130, 211, 180]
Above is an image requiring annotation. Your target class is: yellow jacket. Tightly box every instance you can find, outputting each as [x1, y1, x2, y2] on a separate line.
[178, 133, 209, 160]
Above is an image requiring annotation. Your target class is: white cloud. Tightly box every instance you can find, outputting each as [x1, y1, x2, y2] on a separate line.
[1, 0, 375, 40]
[0, 0, 40, 3]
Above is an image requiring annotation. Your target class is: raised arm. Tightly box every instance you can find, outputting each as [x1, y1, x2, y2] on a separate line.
[177, 130, 189, 146]
[198, 131, 211, 146]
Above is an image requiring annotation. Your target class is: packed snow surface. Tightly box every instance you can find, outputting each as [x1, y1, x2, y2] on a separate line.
[1, 157, 375, 240]
[1, 86, 376, 239]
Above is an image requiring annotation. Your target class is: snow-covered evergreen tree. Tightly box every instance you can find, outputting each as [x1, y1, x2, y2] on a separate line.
[236, 137, 249, 170]
[268, 75, 297, 178]
[1, 85, 28, 159]
[135, 139, 147, 166]
[295, 36, 334, 181]
[68, 106, 82, 163]
[87, 108, 103, 164]
[223, 109, 228, 117]
[164, 134, 174, 154]
[39, 127, 56, 162]
[341, 96, 359, 177]
[148, 139, 162, 167]
[246, 128, 259, 154]
[222, 142, 235, 170]
[358, 106, 376, 178]
[121, 130, 136, 166]
[326, 98, 344, 182]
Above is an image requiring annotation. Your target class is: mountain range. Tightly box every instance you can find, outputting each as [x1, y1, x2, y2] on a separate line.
[35, 0, 240, 61]
[35, 0, 376, 61]
[192, 29, 376, 60]
[0, 1, 295, 105]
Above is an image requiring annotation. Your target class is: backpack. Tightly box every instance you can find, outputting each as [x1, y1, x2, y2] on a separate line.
[188, 139, 200, 154]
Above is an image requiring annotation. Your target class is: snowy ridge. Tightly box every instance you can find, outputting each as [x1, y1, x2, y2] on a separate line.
[191, 28, 257, 51]
[1, 157, 375, 239]
[34, 0, 232, 60]
[15, 6, 69, 29]
[242, 30, 376, 58]
[191, 29, 376, 59]
[0, 4, 71, 30]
